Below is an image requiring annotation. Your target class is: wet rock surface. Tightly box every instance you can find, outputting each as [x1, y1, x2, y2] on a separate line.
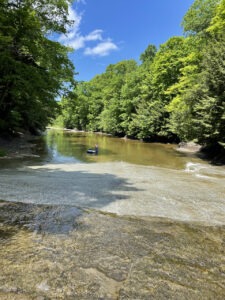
[0, 201, 225, 299]
[1, 162, 225, 225]
[177, 142, 201, 153]
[0, 134, 39, 159]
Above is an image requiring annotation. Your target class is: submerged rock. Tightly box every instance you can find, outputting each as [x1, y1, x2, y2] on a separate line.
[177, 141, 201, 153]
[0, 201, 224, 299]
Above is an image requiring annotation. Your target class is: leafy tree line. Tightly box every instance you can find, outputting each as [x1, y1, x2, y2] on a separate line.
[60, 0, 225, 151]
[0, 0, 75, 135]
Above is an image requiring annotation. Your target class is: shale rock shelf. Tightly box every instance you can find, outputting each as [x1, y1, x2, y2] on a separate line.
[0, 201, 224, 299]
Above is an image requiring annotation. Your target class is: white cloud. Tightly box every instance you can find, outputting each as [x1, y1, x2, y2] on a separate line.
[61, 29, 104, 51]
[68, 36, 85, 50]
[85, 29, 103, 42]
[76, 0, 86, 3]
[84, 40, 118, 57]
[58, 5, 118, 56]
[59, 6, 82, 43]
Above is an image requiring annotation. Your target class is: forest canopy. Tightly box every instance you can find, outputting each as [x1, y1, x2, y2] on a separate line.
[0, 0, 75, 134]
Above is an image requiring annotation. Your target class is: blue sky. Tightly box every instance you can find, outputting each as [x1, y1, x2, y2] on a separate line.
[59, 0, 195, 81]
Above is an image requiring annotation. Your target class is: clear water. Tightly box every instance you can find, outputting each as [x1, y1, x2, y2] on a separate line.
[40, 129, 203, 169]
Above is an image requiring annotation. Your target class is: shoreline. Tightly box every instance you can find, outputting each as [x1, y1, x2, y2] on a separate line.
[0, 133, 40, 159]
[1, 128, 224, 165]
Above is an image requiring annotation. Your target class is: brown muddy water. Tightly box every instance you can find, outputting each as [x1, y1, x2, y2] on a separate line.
[0, 129, 225, 299]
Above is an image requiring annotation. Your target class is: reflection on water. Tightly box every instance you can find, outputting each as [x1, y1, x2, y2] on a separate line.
[42, 129, 202, 169]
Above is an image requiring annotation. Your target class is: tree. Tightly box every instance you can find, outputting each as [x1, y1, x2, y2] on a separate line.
[207, 0, 225, 35]
[190, 38, 225, 145]
[182, 0, 220, 35]
[134, 37, 188, 139]
[0, 0, 75, 134]
[98, 60, 137, 135]
[167, 0, 225, 145]
[166, 37, 203, 140]
[139, 44, 157, 64]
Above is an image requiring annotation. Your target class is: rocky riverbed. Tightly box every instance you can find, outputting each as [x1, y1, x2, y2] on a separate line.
[0, 134, 39, 159]
[0, 201, 225, 299]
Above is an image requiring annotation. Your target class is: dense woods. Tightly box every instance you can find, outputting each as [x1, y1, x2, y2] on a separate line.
[1, 0, 225, 153]
[0, 0, 75, 135]
[58, 0, 225, 151]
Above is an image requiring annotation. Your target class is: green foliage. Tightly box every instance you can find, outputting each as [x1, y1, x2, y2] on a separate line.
[208, 0, 225, 35]
[52, 114, 64, 129]
[61, 84, 91, 130]
[140, 44, 157, 64]
[95, 60, 138, 135]
[182, 0, 220, 35]
[0, 0, 75, 135]
[133, 37, 189, 139]
[165, 37, 203, 140]
[191, 38, 225, 144]
[167, 0, 225, 144]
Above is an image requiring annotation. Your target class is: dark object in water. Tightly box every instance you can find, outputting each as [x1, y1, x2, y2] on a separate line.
[87, 144, 98, 155]
[87, 149, 97, 154]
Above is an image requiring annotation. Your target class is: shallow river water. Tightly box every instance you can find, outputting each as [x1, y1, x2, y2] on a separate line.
[0, 129, 225, 299]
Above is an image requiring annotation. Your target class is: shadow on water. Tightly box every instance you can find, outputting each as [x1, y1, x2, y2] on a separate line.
[0, 165, 142, 210]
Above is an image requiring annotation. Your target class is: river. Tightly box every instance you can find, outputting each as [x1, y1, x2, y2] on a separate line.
[0, 129, 225, 299]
